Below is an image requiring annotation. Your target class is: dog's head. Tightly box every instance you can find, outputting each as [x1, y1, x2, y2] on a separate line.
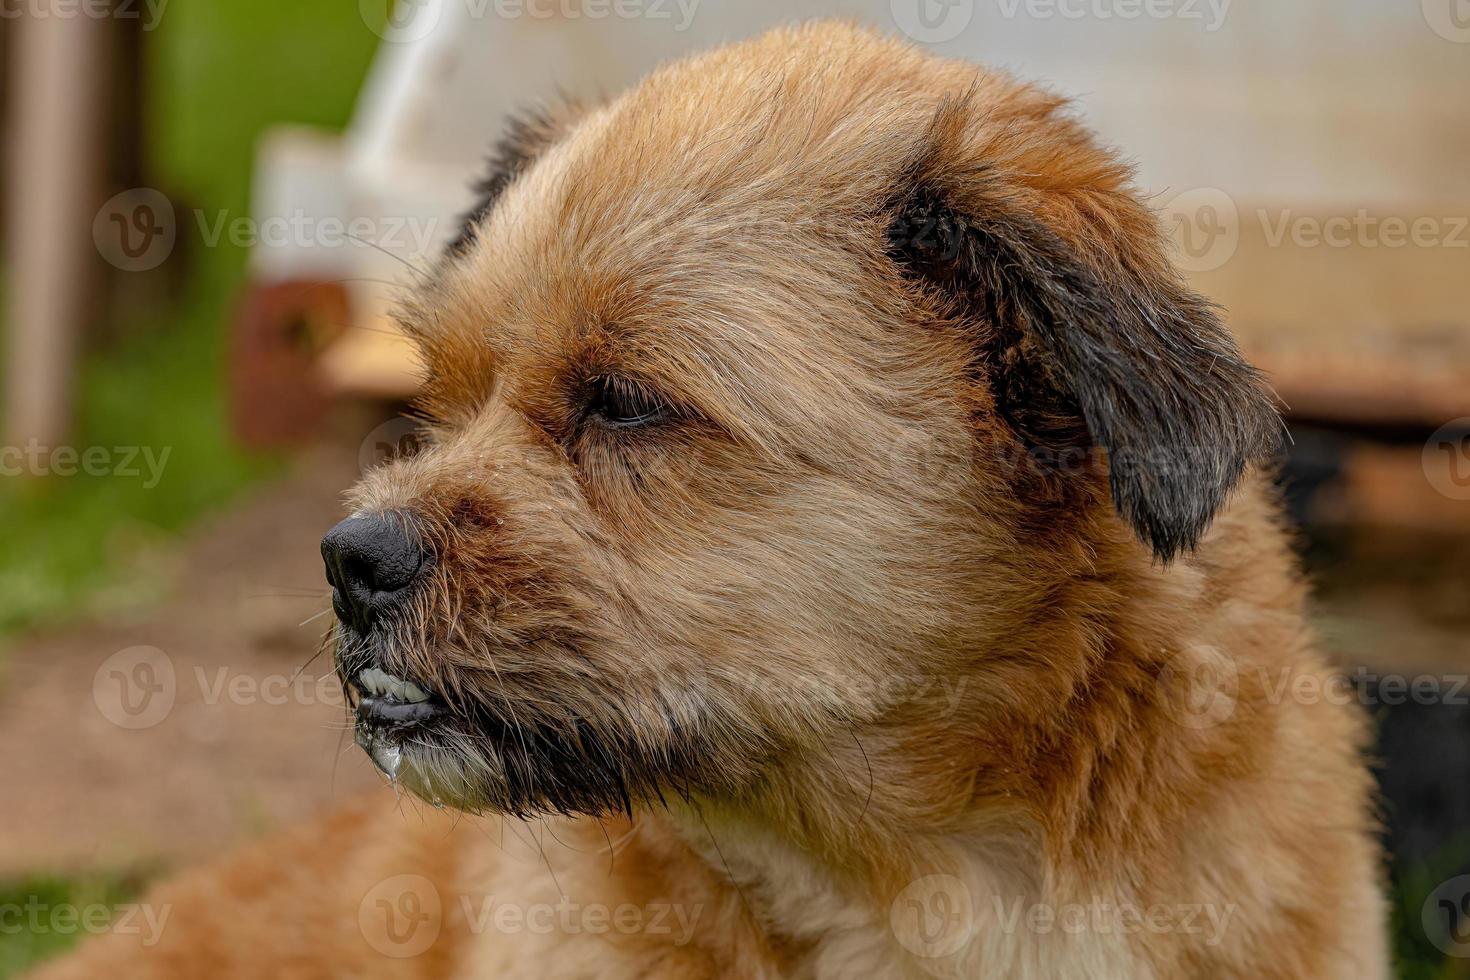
[323, 23, 1277, 817]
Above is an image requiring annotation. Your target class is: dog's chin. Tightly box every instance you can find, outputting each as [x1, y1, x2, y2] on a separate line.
[355, 728, 486, 811]
[344, 660, 732, 818]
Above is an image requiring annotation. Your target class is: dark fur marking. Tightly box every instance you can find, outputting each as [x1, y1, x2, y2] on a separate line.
[888, 163, 1280, 561]
[445, 100, 584, 258]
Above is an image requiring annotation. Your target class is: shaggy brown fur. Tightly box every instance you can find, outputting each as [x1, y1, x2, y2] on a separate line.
[35, 21, 1386, 979]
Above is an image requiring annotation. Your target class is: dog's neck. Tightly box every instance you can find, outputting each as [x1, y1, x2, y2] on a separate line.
[644, 516, 1290, 977]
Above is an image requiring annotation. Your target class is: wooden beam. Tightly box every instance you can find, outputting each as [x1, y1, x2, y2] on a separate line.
[4, 12, 110, 453]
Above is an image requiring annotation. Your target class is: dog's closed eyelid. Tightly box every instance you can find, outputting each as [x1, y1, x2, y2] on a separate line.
[584, 376, 677, 430]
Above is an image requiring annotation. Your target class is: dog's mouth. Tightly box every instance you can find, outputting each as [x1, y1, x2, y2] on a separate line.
[349, 666, 448, 779]
[339, 645, 743, 817]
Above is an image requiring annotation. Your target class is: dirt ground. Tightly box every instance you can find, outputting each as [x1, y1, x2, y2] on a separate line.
[0, 441, 380, 877]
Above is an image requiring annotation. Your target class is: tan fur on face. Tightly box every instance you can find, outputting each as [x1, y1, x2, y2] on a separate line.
[35, 21, 1386, 980]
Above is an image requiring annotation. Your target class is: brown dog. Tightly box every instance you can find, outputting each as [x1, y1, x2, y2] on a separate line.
[36, 21, 1386, 979]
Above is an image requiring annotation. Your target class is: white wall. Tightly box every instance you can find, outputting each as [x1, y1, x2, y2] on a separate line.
[349, 0, 1470, 211]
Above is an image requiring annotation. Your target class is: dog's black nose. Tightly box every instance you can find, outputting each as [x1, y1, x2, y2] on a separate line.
[321, 514, 424, 632]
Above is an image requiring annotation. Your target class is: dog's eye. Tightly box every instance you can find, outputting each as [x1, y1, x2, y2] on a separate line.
[586, 376, 671, 429]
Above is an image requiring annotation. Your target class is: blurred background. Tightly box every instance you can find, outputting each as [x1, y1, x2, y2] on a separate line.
[0, 0, 1465, 975]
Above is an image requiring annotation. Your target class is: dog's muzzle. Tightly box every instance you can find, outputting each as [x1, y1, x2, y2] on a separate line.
[320, 513, 424, 634]
[321, 513, 442, 777]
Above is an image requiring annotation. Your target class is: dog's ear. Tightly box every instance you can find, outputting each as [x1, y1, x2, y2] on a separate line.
[887, 103, 1280, 562]
[446, 97, 589, 257]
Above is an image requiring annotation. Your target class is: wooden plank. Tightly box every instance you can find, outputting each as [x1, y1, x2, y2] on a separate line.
[1180, 200, 1470, 427]
[317, 310, 422, 401]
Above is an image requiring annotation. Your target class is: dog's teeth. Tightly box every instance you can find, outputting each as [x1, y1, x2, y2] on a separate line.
[359, 668, 390, 697]
[357, 667, 430, 703]
[358, 668, 383, 695]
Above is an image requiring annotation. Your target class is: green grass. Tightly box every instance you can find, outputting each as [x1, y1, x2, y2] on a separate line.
[1391, 837, 1470, 979]
[0, 0, 379, 638]
[0, 872, 149, 977]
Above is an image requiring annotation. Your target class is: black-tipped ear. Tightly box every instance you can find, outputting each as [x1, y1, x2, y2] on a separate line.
[888, 182, 1280, 562]
[446, 97, 588, 258]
